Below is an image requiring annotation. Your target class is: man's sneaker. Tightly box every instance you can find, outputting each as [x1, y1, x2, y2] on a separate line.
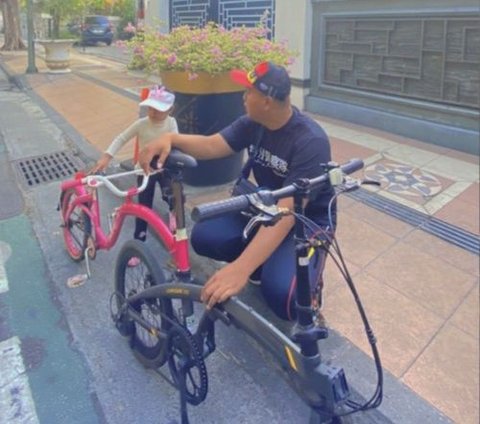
[311, 292, 327, 327]
[127, 256, 141, 267]
[248, 277, 261, 286]
[314, 310, 327, 328]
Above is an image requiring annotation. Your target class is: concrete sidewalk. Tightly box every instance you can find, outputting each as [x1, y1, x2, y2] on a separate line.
[0, 46, 478, 424]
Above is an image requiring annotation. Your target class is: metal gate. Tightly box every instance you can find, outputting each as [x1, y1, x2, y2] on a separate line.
[308, 1, 480, 154]
[169, 0, 275, 35]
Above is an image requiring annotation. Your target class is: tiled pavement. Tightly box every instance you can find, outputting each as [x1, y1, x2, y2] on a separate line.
[1, 47, 478, 424]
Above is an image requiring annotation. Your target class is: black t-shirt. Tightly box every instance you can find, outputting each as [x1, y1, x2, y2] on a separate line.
[220, 108, 336, 228]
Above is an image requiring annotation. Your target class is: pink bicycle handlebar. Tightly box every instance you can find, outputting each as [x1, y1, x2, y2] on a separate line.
[83, 169, 160, 197]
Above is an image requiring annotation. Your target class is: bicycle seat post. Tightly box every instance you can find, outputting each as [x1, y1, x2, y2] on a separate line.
[168, 169, 193, 284]
[170, 171, 186, 231]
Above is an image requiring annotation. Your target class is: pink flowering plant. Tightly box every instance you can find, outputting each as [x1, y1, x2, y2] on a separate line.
[125, 16, 297, 79]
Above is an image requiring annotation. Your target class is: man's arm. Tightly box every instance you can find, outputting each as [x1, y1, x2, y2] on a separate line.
[139, 132, 234, 171]
[200, 196, 295, 309]
[171, 132, 234, 159]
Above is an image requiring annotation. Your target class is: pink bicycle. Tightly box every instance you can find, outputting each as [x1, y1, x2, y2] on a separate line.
[59, 150, 197, 271]
[59, 150, 197, 363]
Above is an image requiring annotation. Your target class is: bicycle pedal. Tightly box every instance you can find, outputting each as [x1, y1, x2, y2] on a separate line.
[66, 273, 88, 288]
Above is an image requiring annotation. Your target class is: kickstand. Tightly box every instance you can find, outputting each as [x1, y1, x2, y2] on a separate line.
[84, 246, 92, 278]
[178, 365, 190, 424]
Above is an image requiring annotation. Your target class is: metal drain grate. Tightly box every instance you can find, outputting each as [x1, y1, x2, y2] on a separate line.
[13, 151, 85, 188]
[348, 189, 480, 255]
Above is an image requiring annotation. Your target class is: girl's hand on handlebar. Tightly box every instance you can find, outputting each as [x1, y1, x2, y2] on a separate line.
[200, 263, 250, 309]
[90, 153, 112, 174]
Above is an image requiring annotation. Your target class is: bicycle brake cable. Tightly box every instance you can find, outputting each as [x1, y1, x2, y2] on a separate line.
[293, 210, 384, 415]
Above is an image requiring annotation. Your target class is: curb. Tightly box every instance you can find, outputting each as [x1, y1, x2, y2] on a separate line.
[0, 55, 29, 91]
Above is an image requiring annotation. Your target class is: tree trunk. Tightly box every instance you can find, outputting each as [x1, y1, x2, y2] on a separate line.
[49, 8, 60, 39]
[1, 0, 26, 50]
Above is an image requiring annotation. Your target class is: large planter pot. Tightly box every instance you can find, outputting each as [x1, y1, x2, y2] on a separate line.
[160, 71, 245, 187]
[36, 39, 77, 73]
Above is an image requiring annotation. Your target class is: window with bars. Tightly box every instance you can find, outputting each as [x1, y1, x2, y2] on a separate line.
[169, 0, 275, 37]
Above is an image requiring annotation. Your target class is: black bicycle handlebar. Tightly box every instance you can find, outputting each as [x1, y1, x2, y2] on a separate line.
[192, 195, 251, 222]
[192, 158, 364, 222]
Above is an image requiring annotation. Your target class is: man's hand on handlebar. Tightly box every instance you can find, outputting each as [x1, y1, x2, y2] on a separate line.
[139, 134, 173, 174]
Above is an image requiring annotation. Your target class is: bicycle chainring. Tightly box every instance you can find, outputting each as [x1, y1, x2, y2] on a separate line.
[167, 323, 208, 406]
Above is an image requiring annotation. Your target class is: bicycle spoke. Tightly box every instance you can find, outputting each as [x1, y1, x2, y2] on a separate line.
[61, 189, 91, 262]
[117, 241, 170, 363]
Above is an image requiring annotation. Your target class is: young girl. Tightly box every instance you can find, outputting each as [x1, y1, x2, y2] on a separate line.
[92, 85, 178, 266]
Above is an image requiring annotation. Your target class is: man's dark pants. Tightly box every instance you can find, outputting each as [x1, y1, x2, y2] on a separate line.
[191, 212, 328, 320]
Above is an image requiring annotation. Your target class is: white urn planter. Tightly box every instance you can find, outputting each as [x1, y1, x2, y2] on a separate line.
[36, 39, 77, 73]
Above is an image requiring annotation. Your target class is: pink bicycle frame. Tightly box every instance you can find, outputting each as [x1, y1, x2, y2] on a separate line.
[61, 172, 191, 273]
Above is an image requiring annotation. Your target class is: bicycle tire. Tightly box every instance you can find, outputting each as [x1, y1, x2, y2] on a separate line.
[115, 239, 173, 368]
[61, 188, 92, 262]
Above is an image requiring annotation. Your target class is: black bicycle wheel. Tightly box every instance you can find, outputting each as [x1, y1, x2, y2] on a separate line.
[61, 188, 91, 262]
[115, 239, 173, 368]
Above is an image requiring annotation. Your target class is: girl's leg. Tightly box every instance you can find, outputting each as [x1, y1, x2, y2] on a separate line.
[134, 174, 158, 241]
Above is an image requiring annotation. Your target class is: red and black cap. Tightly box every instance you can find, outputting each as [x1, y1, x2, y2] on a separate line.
[230, 61, 291, 101]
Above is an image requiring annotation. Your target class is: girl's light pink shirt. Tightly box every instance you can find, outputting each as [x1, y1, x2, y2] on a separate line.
[106, 116, 178, 157]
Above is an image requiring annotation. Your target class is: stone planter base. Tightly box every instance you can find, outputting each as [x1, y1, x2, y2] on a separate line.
[36, 39, 77, 73]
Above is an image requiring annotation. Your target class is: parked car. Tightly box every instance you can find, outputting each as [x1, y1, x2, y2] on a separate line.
[67, 20, 82, 36]
[81, 16, 114, 46]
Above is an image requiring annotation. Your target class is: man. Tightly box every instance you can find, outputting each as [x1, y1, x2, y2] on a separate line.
[139, 61, 335, 322]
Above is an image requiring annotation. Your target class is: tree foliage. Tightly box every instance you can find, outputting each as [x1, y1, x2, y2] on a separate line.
[0, 0, 135, 49]
[37, 0, 135, 38]
[0, 0, 26, 50]
[37, 0, 79, 38]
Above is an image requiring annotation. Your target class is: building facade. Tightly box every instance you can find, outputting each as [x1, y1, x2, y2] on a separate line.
[145, 0, 480, 154]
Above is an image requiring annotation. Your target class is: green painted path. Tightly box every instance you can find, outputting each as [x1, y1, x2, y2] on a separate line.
[0, 215, 101, 424]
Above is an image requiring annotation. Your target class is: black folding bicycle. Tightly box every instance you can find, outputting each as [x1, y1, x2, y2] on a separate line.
[111, 158, 383, 424]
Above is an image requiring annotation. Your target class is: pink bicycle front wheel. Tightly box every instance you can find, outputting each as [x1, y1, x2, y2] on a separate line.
[60, 188, 92, 262]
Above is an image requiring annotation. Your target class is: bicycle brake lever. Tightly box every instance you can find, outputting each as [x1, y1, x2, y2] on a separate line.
[361, 179, 381, 186]
[342, 176, 362, 192]
[242, 214, 274, 240]
[242, 205, 290, 240]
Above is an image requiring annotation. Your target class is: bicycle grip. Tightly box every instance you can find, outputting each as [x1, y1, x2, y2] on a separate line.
[340, 158, 364, 175]
[192, 195, 250, 222]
